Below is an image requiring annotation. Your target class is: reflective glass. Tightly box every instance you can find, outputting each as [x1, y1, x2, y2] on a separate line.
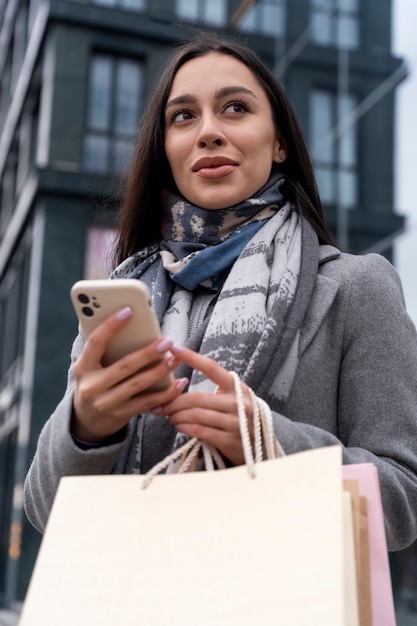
[311, 0, 333, 7]
[338, 15, 359, 48]
[87, 57, 112, 131]
[175, 0, 198, 19]
[261, 4, 284, 36]
[310, 90, 334, 163]
[338, 170, 357, 209]
[316, 167, 336, 204]
[339, 95, 357, 166]
[121, 0, 145, 9]
[240, 7, 256, 31]
[340, 0, 358, 10]
[113, 139, 135, 174]
[204, 0, 226, 25]
[83, 134, 109, 172]
[114, 60, 142, 135]
[310, 13, 332, 45]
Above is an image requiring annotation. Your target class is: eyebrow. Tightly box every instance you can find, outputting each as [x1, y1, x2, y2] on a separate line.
[165, 86, 258, 111]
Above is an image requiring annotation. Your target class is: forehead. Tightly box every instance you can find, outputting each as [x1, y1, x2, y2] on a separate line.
[168, 52, 265, 97]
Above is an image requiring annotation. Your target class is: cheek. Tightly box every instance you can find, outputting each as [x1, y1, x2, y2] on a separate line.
[165, 136, 187, 174]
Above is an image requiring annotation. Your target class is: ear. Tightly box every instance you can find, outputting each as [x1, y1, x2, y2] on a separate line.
[273, 138, 287, 164]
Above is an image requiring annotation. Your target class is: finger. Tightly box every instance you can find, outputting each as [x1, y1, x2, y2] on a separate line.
[162, 390, 235, 417]
[76, 352, 179, 413]
[100, 339, 177, 387]
[80, 306, 134, 368]
[170, 344, 234, 392]
[76, 331, 175, 388]
[173, 422, 245, 466]
[93, 376, 189, 419]
[167, 407, 240, 433]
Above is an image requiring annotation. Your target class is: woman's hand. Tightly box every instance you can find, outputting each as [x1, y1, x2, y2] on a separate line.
[156, 344, 254, 465]
[71, 307, 188, 443]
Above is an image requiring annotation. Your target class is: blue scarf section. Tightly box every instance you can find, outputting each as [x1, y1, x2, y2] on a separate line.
[160, 172, 286, 290]
[168, 221, 266, 290]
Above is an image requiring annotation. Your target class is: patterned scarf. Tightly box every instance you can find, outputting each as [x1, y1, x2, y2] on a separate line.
[111, 174, 320, 473]
[160, 174, 286, 290]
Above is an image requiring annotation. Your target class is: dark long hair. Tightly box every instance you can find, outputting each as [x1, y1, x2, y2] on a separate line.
[113, 34, 335, 265]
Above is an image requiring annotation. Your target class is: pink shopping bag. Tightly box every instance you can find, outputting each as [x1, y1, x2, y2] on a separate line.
[342, 464, 396, 626]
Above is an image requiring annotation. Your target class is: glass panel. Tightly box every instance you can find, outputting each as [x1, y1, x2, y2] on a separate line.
[339, 95, 357, 166]
[316, 167, 336, 204]
[261, 3, 284, 36]
[338, 170, 357, 209]
[338, 15, 359, 48]
[204, 0, 226, 25]
[112, 139, 135, 174]
[240, 7, 256, 31]
[83, 135, 110, 172]
[311, 0, 331, 8]
[310, 91, 334, 163]
[311, 13, 332, 45]
[93, 0, 116, 6]
[175, 0, 198, 19]
[340, 0, 358, 10]
[121, 0, 146, 11]
[114, 60, 142, 135]
[87, 57, 112, 131]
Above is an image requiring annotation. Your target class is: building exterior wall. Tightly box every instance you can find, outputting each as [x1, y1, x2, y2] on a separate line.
[0, 0, 406, 615]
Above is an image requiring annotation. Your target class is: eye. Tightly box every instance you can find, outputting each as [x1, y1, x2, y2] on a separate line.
[224, 99, 251, 115]
[168, 109, 194, 123]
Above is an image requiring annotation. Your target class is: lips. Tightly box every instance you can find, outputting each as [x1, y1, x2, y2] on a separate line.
[192, 156, 238, 179]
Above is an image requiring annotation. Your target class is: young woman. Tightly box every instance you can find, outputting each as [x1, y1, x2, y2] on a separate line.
[24, 36, 417, 552]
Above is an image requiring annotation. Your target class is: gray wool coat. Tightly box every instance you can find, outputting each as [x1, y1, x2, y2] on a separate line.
[24, 246, 417, 551]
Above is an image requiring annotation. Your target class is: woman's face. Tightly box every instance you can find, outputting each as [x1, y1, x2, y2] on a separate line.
[164, 53, 284, 210]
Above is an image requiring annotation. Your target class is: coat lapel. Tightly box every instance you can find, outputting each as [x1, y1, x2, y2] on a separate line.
[299, 246, 341, 356]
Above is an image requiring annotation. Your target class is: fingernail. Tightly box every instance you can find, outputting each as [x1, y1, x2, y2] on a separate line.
[151, 406, 162, 415]
[116, 306, 132, 321]
[175, 377, 188, 391]
[156, 338, 173, 353]
[171, 344, 183, 354]
[167, 356, 177, 369]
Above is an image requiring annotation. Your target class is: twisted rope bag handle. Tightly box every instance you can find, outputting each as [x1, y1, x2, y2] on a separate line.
[142, 372, 283, 488]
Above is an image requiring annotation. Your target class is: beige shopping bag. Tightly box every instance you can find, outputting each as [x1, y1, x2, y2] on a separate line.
[343, 480, 372, 626]
[343, 463, 396, 626]
[20, 446, 359, 626]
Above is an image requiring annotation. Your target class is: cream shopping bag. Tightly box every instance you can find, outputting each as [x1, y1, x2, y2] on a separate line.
[20, 445, 358, 626]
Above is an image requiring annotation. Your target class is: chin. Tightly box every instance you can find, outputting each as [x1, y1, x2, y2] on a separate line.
[192, 193, 247, 211]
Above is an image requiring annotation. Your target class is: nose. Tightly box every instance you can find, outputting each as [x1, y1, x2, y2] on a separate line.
[196, 113, 225, 148]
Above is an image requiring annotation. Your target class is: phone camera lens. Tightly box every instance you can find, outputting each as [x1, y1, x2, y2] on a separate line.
[82, 306, 94, 317]
[78, 294, 89, 304]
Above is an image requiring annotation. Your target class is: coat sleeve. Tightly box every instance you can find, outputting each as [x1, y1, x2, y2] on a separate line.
[23, 330, 132, 534]
[273, 253, 417, 551]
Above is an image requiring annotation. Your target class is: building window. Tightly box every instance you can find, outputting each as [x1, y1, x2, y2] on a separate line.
[83, 55, 144, 174]
[238, 0, 284, 37]
[92, 0, 146, 11]
[0, 235, 30, 384]
[175, 0, 227, 26]
[310, 89, 358, 210]
[310, 0, 359, 49]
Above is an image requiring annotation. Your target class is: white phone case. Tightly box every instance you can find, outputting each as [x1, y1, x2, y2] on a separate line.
[70, 279, 173, 391]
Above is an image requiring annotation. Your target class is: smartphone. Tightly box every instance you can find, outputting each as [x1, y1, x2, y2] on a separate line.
[70, 278, 173, 391]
